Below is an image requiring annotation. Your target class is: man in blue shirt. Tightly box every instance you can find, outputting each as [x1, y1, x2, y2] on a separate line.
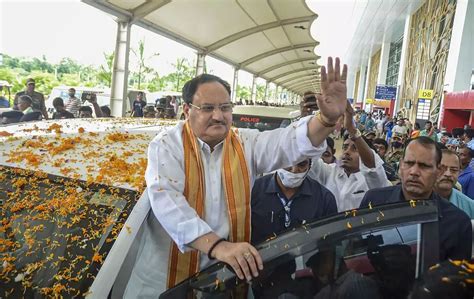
[251, 158, 337, 298]
[251, 158, 337, 244]
[457, 145, 474, 199]
[360, 137, 471, 261]
[434, 149, 474, 218]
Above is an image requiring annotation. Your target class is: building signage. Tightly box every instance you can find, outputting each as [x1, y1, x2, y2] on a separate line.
[365, 98, 375, 104]
[418, 89, 434, 99]
[375, 85, 397, 100]
[416, 99, 431, 120]
[373, 100, 392, 108]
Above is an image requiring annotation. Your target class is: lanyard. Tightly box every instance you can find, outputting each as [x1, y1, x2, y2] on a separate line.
[277, 193, 293, 228]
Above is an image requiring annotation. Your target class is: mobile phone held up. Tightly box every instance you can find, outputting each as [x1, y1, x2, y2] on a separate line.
[81, 92, 96, 104]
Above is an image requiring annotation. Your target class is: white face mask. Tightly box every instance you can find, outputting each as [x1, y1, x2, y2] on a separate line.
[277, 168, 308, 188]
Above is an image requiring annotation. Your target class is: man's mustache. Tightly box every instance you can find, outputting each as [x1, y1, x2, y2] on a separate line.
[208, 121, 226, 126]
[438, 178, 454, 184]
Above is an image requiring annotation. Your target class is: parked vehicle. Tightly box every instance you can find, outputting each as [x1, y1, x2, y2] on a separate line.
[45, 86, 148, 117]
[232, 105, 301, 131]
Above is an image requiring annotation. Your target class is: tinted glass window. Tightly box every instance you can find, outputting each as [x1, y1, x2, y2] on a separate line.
[232, 114, 291, 131]
[248, 223, 419, 299]
[0, 166, 138, 297]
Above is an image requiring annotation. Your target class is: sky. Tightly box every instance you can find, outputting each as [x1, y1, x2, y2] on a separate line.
[0, 0, 364, 90]
[0, 0, 256, 87]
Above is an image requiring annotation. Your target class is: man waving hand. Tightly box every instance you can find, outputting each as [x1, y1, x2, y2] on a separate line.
[124, 57, 349, 297]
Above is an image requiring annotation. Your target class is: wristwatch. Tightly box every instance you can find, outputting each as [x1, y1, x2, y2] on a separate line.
[349, 129, 362, 141]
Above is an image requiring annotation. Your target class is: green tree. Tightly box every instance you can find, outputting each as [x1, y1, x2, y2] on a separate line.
[147, 72, 166, 92]
[236, 85, 251, 102]
[165, 58, 195, 92]
[256, 84, 265, 102]
[97, 52, 114, 87]
[130, 39, 159, 89]
[60, 73, 81, 87]
[56, 57, 82, 76]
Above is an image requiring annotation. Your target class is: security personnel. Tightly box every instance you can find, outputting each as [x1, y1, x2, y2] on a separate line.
[251, 159, 337, 245]
[360, 137, 472, 261]
[13, 78, 48, 119]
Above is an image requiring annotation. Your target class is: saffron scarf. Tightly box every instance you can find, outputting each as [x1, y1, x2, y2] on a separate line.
[167, 121, 251, 288]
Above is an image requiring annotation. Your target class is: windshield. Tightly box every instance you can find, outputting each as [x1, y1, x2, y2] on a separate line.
[232, 114, 292, 131]
[0, 166, 138, 297]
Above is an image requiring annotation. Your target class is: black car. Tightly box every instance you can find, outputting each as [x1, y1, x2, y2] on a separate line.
[160, 200, 442, 299]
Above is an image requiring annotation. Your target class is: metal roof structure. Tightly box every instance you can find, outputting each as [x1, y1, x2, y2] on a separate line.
[82, 0, 321, 95]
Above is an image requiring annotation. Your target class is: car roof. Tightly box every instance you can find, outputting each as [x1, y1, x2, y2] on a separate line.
[0, 118, 178, 192]
[232, 105, 300, 119]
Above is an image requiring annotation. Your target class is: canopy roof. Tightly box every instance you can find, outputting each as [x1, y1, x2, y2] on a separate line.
[83, 0, 321, 95]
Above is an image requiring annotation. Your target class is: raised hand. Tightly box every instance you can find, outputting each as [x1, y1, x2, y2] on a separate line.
[317, 57, 348, 124]
[343, 100, 357, 134]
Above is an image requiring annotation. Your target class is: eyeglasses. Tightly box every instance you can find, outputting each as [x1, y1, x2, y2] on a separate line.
[189, 103, 233, 113]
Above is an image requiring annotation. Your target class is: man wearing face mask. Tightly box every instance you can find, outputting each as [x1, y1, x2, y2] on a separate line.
[250, 159, 337, 298]
[251, 159, 337, 245]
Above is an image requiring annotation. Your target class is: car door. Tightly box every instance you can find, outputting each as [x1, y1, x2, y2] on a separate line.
[159, 200, 439, 299]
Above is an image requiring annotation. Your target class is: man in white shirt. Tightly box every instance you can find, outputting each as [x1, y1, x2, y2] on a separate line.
[308, 105, 390, 212]
[125, 57, 350, 297]
[392, 119, 409, 137]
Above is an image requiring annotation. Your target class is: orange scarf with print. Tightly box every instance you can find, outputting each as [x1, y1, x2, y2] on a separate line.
[166, 121, 251, 288]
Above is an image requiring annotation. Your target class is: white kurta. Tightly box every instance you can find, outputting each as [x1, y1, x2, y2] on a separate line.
[124, 117, 326, 297]
[308, 152, 391, 212]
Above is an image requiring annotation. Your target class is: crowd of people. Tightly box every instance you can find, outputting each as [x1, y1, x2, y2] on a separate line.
[0, 78, 183, 123]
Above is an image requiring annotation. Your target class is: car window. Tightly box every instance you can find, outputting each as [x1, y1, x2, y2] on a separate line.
[191, 224, 418, 299]
[0, 166, 138, 297]
[232, 114, 292, 131]
[160, 201, 439, 299]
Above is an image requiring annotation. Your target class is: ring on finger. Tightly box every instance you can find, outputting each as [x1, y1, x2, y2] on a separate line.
[243, 251, 252, 259]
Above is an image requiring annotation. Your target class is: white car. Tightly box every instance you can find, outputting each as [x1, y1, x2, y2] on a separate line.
[0, 117, 177, 298]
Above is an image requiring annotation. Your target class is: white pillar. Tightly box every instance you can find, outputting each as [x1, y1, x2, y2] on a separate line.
[264, 81, 269, 101]
[251, 75, 257, 104]
[231, 67, 239, 103]
[275, 85, 280, 104]
[377, 37, 391, 86]
[110, 21, 131, 117]
[196, 52, 206, 75]
[444, 0, 474, 92]
[346, 69, 356, 100]
[394, 14, 412, 114]
[357, 64, 368, 107]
